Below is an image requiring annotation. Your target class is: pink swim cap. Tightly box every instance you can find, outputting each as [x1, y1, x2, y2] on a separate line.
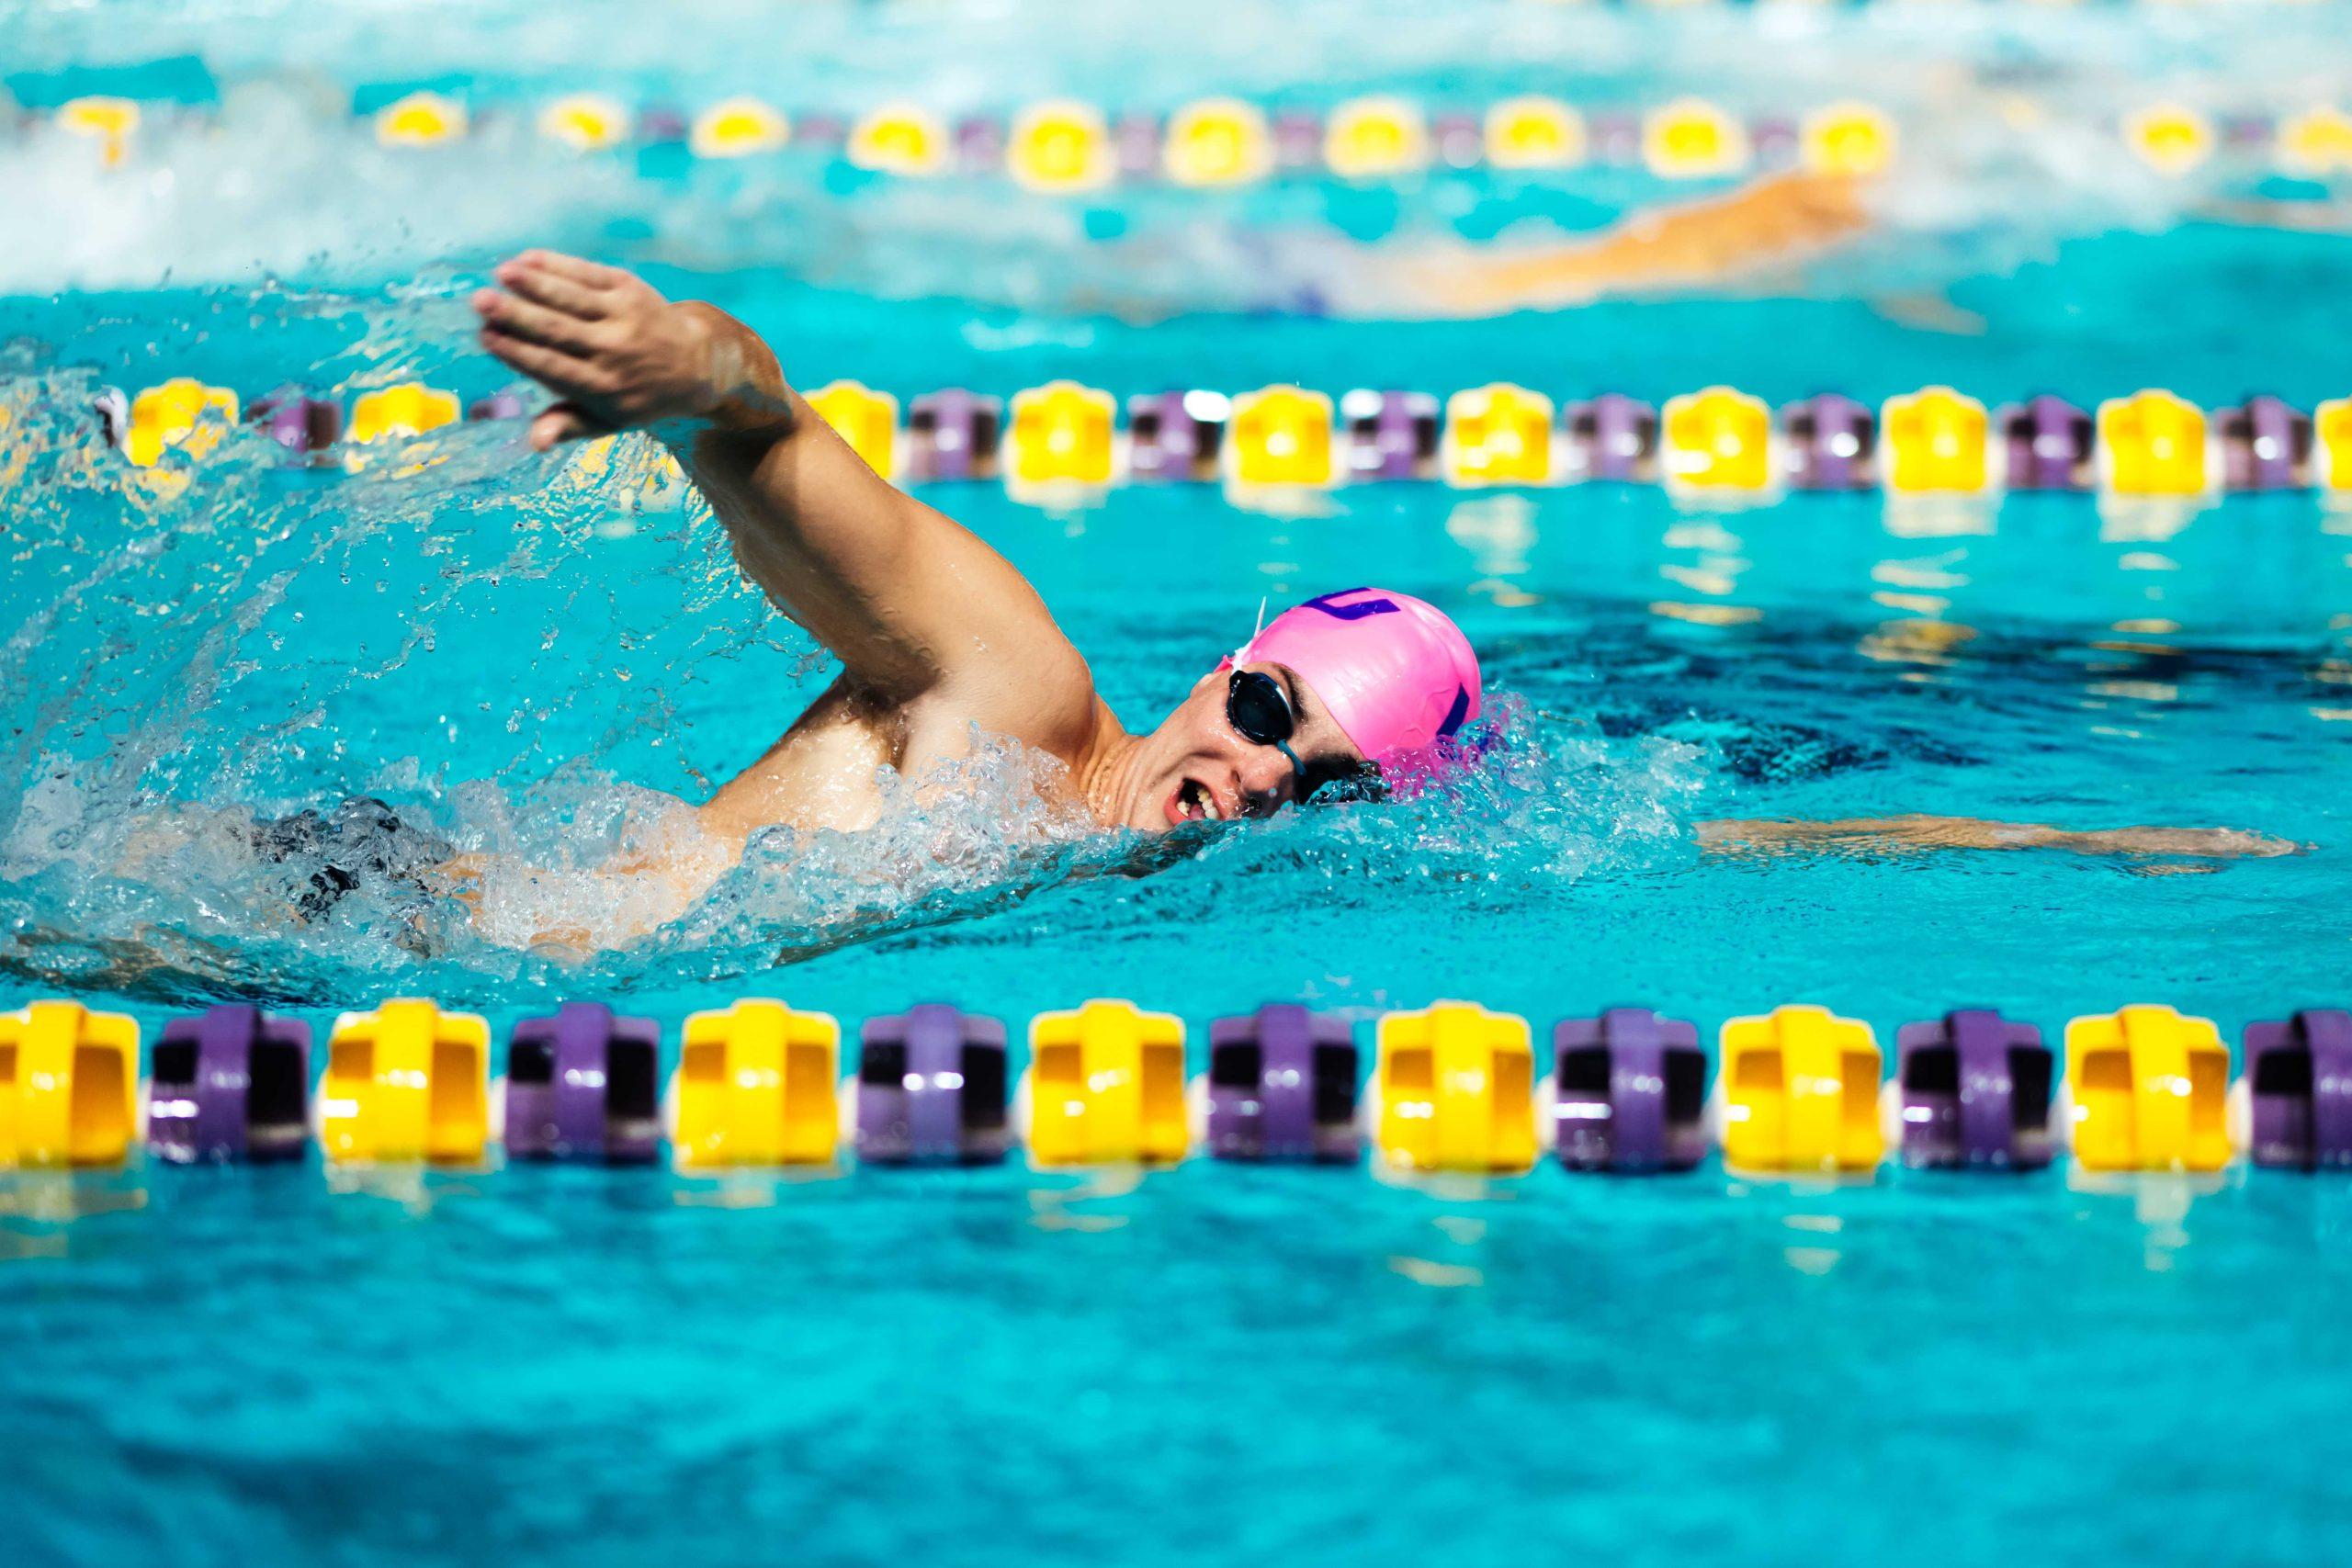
[1230, 587, 1483, 766]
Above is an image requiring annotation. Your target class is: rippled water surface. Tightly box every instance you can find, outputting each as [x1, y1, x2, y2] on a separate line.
[6, 3, 2352, 1564]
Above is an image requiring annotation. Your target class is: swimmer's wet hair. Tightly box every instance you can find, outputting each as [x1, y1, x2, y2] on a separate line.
[1303, 759, 1388, 805]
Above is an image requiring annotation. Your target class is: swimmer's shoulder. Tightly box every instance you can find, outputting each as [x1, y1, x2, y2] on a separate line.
[916, 622, 1102, 757]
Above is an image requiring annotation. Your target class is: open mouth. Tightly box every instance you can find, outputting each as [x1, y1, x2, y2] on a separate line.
[1167, 776, 1224, 826]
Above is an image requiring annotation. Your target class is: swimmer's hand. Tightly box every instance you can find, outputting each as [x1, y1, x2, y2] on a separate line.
[472, 251, 788, 450]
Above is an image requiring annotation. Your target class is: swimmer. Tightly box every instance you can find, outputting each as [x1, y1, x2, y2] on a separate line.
[456, 248, 1477, 938]
[1381, 169, 1872, 318]
[1057, 169, 1875, 321]
[436, 249, 2289, 949]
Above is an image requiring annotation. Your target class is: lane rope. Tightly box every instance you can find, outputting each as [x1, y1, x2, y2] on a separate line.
[14, 997, 2347, 1176]
[32, 91, 2352, 182]
[83, 378, 2352, 502]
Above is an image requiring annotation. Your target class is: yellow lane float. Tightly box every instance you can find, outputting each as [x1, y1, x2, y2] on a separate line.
[1009, 100, 1113, 192]
[0, 1001, 139, 1169]
[1882, 386, 1991, 495]
[2127, 104, 2213, 175]
[321, 999, 491, 1165]
[59, 96, 139, 167]
[1007, 380, 1117, 489]
[348, 383, 460, 445]
[2315, 397, 2352, 491]
[806, 380, 899, 479]
[849, 104, 949, 176]
[561, 434, 689, 509]
[673, 999, 841, 1169]
[1326, 96, 1430, 178]
[2098, 389, 2211, 497]
[1442, 383, 1556, 487]
[1645, 98, 1748, 179]
[122, 378, 240, 468]
[1227, 385, 1336, 489]
[376, 91, 467, 148]
[1164, 97, 1273, 186]
[691, 97, 790, 159]
[1023, 999, 1188, 1167]
[538, 94, 630, 152]
[1661, 386, 1774, 493]
[1802, 103, 1896, 177]
[1372, 1001, 1538, 1176]
[1485, 96, 1585, 170]
[1716, 1005, 1883, 1175]
[2278, 107, 2352, 177]
[2064, 1005, 2231, 1172]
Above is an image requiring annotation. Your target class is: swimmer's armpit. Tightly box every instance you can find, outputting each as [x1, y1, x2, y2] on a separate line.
[1697, 813, 2305, 862]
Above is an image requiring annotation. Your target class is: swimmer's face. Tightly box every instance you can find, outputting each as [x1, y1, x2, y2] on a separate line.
[1121, 661, 1368, 832]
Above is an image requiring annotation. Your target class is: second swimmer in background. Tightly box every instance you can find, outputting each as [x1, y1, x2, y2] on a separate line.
[1378, 169, 1874, 317]
[1057, 169, 1883, 321]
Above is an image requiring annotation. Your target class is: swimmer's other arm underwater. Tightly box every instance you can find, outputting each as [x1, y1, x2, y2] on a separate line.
[455, 251, 2292, 942]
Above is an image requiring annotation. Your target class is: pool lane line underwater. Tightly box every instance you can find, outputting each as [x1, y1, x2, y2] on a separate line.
[8, 998, 2350, 1177]
[46, 91, 2351, 185]
[87, 379, 2352, 502]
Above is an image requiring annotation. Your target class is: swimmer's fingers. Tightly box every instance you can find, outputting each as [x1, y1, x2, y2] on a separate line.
[527, 402, 605, 451]
[505, 248, 633, 292]
[477, 325, 602, 400]
[494, 254, 615, 319]
[472, 288, 600, 354]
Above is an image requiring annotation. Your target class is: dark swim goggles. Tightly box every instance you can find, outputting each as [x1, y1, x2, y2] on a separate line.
[1227, 669, 1307, 785]
[1227, 670, 1383, 805]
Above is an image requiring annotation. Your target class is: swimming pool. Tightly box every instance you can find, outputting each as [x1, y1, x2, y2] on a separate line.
[6, 3, 2352, 1564]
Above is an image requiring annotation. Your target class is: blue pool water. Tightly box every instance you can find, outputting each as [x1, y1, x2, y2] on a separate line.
[6, 4, 2352, 1563]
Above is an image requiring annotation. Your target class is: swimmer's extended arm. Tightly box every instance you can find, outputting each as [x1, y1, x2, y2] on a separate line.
[1698, 814, 2301, 862]
[2195, 197, 2352, 234]
[1391, 171, 1870, 318]
[472, 252, 1089, 714]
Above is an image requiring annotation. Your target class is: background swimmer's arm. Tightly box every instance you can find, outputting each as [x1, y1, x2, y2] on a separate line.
[1697, 814, 2301, 861]
[2195, 197, 2352, 234]
[1395, 172, 1870, 317]
[473, 251, 1089, 715]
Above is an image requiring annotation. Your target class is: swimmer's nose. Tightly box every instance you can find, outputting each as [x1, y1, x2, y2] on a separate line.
[1232, 750, 1295, 816]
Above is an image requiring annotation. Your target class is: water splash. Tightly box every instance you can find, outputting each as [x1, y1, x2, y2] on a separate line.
[0, 79, 641, 295]
[10, 4, 2346, 307]
[0, 332, 1712, 1006]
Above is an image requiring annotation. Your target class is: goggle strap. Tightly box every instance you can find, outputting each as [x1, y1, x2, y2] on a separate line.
[1229, 595, 1270, 667]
